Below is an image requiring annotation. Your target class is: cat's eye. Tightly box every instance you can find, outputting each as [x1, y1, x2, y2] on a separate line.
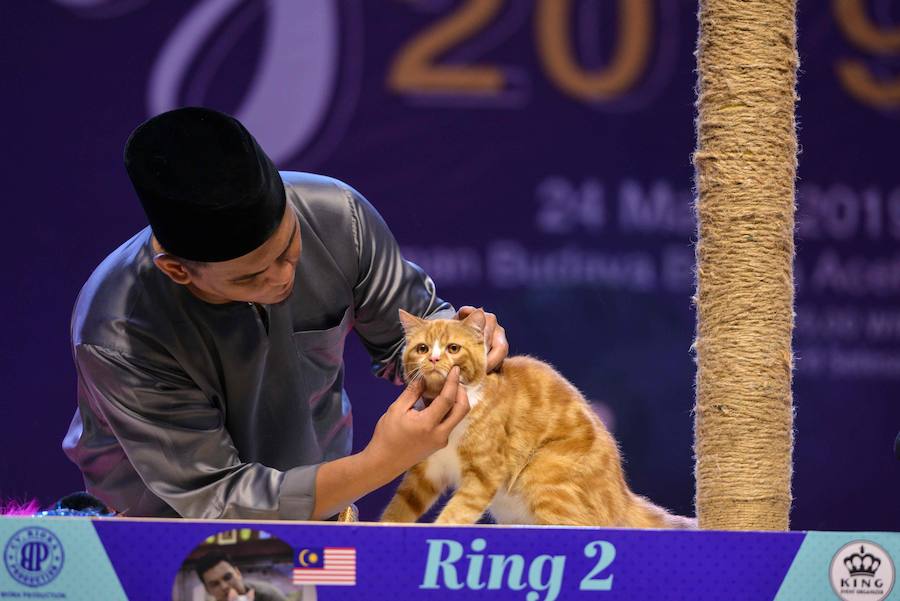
[415, 343, 429, 354]
[447, 343, 461, 353]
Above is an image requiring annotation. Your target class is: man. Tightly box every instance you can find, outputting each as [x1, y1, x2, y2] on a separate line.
[63, 107, 508, 519]
[194, 552, 285, 601]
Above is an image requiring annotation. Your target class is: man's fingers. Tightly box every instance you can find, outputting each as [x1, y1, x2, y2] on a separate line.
[440, 365, 460, 400]
[486, 326, 509, 372]
[396, 378, 425, 411]
[437, 385, 470, 435]
[421, 366, 459, 425]
[483, 312, 497, 345]
[457, 306, 477, 318]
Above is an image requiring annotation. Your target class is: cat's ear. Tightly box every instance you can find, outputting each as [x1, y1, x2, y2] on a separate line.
[461, 308, 486, 334]
[398, 309, 427, 333]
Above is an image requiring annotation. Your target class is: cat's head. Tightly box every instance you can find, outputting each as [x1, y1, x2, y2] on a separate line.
[399, 309, 487, 397]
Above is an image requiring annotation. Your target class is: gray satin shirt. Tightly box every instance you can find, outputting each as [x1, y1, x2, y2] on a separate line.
[63, 172, 452, 519]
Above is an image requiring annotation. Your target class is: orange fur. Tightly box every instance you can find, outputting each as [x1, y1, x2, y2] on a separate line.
[381, 311, 696, 529]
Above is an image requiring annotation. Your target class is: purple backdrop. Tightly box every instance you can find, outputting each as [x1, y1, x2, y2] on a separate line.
[1, 0, 898, 530]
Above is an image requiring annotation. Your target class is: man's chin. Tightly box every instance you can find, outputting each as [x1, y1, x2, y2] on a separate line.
[258, 286, 294, 305]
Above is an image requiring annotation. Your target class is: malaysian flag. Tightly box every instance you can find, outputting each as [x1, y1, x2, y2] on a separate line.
[292, 547, 356, 586]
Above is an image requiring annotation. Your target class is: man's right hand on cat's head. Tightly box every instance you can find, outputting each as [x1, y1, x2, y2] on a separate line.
[455, 306, 509, 372]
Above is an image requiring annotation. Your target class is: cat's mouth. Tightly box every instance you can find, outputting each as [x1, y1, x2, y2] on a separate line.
[422, 367, 467, 384]
[416, 366, 468, 406]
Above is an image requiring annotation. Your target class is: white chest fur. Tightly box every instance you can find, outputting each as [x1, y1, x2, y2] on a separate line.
[423, 385, 481, 488]
[421, 385, 534, 523]
[425, 387, 534, 524]
[489, 490, 534, 524]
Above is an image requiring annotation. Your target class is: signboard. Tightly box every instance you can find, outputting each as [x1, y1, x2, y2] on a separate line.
[0, 517, 897, 601]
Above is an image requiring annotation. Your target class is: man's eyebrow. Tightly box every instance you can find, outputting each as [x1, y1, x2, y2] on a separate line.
[230, 219, 299, 283]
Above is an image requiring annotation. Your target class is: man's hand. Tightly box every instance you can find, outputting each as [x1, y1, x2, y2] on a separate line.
[364, 366, 470, 474]
[311, 368, 470, 519]
[456, 306, 508, 372]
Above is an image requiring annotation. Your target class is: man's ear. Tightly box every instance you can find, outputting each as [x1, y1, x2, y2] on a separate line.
[461, 308, 486, 334]
[153, 254, 193, 285]
[398, 309, 427, 332]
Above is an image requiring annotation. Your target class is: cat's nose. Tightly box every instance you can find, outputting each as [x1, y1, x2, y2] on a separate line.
[429, 356, 439, 364]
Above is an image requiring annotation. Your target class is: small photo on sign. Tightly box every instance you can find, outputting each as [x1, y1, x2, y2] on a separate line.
[172, 529, 315, 601]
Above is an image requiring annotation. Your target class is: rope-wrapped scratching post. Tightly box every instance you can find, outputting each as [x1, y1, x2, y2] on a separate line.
[693, 0, 798, 530]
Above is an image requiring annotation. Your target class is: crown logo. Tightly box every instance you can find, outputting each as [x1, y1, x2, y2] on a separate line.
[844, 546, 881, 577]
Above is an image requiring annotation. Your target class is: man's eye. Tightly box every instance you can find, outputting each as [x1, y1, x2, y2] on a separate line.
[416, 344, 429, 353]
[447, 344, 461, 353]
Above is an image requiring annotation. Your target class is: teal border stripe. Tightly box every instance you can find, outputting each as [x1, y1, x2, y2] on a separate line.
[775, 532, 900, 601]
[0, 518, 128, 601]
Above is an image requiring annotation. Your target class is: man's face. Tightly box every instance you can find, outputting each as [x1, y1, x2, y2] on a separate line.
[161, 204, 302, 305]
[200, 560, 247, 601]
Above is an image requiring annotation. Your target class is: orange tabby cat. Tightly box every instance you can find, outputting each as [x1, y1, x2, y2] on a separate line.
[380, 309, 696, 528]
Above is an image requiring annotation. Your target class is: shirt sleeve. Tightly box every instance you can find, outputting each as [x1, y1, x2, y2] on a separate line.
[345, 185, 455, 383]
[73, 343, 320, 520]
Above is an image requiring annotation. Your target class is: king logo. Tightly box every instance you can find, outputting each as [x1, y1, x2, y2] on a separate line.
[830, 540, 895, 601]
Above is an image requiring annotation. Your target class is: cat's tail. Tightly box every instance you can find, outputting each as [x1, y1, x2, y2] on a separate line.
[626, 494, 697, 530]
[662, 514, 698, 529]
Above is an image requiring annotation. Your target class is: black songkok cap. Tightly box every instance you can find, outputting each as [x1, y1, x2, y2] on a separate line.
[124, 107, 286, 262]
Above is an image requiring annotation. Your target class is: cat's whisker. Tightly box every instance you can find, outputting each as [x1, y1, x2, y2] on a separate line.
[405, 365, 425, 383]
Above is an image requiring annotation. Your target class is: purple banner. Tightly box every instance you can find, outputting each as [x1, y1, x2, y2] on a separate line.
[94, 519, 804, 601]
[4, 517, 900, 601]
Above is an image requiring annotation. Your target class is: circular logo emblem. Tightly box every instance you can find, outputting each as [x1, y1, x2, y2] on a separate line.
[830, 540, 895, 601]
[3, 527, 65, 588]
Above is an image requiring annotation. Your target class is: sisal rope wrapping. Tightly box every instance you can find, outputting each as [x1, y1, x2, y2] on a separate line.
[693, 0, 798, 530]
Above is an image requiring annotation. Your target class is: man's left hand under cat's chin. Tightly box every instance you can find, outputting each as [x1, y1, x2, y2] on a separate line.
[455, 306, 508, 372]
